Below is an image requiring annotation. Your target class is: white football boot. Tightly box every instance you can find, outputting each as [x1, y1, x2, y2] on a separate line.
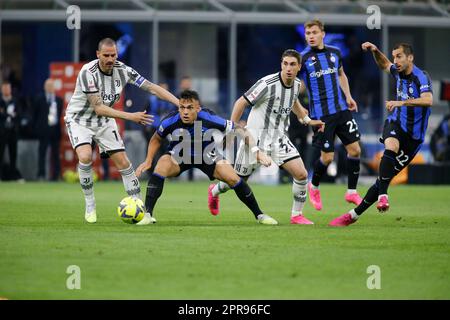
[136, 212, 157, 225]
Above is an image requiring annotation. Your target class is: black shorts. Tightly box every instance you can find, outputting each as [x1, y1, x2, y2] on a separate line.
[380, 120, 423, 173]
[312, 109, 360, 153]
[164, 152, 217, 180]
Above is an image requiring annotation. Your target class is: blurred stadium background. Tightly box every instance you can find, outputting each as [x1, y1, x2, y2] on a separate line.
[0, 0, 449, 184]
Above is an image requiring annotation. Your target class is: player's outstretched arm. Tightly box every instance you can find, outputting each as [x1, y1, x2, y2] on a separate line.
[140, 80, 179, 107]
[136, 132, 162, 177]
[361, 42, 392, 73]
[292, 100, 325, 132]
[230, 96, 249, 123]
[88, 93, 153, 125]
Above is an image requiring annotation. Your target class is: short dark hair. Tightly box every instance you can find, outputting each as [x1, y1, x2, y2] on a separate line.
[304, 19, 325, 32]
[179, 89, 200, 102]
[393, 43, 414, 56]
[98, 38, 116, 51]
[281, 49, 302, 64]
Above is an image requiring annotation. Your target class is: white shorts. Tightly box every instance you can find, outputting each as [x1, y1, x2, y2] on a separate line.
[65, 118, 125, 155]
[234, 135, 300, 177]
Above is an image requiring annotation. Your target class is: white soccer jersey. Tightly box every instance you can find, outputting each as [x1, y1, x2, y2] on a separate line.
[65, 59, 146, 128]
[243, 72, 302, 150]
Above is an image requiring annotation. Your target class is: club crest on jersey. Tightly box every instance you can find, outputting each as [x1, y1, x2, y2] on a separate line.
[330, 55, 336, 63]
[408, 87, 414, 94]
[115, 79, 121, 87]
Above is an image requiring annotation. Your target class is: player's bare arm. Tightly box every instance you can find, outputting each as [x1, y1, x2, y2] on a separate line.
[230, 96, 249, 123]
[338, 67, 358, 111]
[299, 80, 307, 95]
[292, 100, 325, 131]
[140, 80, 179, 107]
[135, 132, 163, 177]
[233, 123, 272, 167]
[361, 42, 392, 73]
[385, 92, 433, 111]
[87, 92, 153, 125]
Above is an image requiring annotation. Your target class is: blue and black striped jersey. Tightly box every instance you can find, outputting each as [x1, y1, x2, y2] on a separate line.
[299, 45, 347, 119]
[387, 64, 432, 141]
[157, 108, 234, 156]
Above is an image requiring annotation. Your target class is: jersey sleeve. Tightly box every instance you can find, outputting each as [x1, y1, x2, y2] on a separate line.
[418, 71, 433, 94]
[243, 79, 268, 106]
[125, 65, 147, 88]
[156, 122, 168, 138]
[336, 49, 343, 69]
[389, 64, 399, 78]
[203, 111, 235, 134]
[79, 69, 99, 94]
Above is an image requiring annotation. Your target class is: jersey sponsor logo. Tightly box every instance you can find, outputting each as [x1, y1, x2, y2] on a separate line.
[158, 125, 164, 133]
[101, 92, 121, 103]
[273, 107, 291, 115]
[309, 67, 338, 78]
[420, 84, 430, 91]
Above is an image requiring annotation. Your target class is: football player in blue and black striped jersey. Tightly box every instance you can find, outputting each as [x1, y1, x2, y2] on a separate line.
[300, 20, 363, 211]
[329, 42, 433, 227]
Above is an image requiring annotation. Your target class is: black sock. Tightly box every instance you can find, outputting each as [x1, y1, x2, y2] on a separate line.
[355, 180, 380, 215]
[311, 158, 328, 187]
[231, 179, 264, 219]
[145, 173, 165, 216]
[378, 150, 397, 195]
[347, 157, 360, 190]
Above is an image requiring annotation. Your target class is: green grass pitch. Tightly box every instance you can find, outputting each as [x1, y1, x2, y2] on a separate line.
[0, 181, 449, 299]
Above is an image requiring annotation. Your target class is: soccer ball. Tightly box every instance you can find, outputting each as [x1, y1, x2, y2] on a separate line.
[117, 196, 146, 224]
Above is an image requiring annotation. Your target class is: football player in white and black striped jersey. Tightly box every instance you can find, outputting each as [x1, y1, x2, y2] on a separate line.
[208, 49, 324, 225]
[65, 38, 179, 225]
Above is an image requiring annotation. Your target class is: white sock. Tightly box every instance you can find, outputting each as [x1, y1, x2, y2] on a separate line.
[349, 209, 359, 220]
[119, 164, 142, 199]
[212, 181, 231, 197]
[292, 179, 307, 217]
[78, 162, 95, 210]
[347, 189, 357, 194]
[378, 194, 388, 200]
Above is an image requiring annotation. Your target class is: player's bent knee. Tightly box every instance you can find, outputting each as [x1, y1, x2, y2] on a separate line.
[78, 154, 93, 164]
[321, 154, 334, 165]
[294, 169, 308, 181]
[222, 173, 240, 187]
[154, 156, 179, 177]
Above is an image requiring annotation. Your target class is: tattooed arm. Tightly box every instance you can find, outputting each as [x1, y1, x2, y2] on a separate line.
[87, 92, 153, 125]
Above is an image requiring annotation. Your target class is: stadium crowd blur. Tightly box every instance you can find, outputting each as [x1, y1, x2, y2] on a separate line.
[1, 53, 449, 183]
